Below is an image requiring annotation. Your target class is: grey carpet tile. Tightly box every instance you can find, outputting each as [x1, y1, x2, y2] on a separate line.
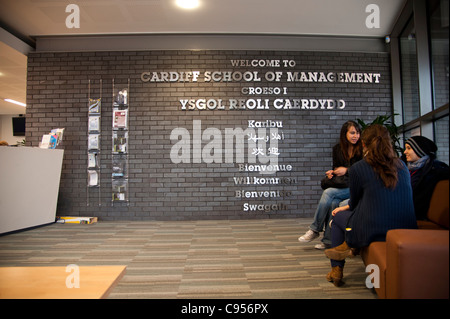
[0, 218, 377, 299]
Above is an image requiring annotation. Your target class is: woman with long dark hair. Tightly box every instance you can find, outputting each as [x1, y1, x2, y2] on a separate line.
[324, 124, 417, 287]
[298, 120, 363, 249]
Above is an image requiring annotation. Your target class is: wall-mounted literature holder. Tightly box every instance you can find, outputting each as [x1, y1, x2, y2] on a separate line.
[112, 79, 129, 204]
[87, 79, 102, 206]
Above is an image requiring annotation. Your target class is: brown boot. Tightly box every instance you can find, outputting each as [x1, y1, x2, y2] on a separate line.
[324, 242, 352, 261]
[326, 266, 344, 287]
[350, 248, 360, 257]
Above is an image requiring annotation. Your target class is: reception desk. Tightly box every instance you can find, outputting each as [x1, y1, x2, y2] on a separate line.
[0, 147, 64, 234]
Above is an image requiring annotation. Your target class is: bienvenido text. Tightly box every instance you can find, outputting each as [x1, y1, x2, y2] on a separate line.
[235, 189, 293, 198]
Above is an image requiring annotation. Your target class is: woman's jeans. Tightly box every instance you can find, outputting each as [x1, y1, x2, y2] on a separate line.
[309, 187, 350, 245]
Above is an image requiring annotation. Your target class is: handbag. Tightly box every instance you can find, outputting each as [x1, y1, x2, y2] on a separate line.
[320, 175, 348, 190]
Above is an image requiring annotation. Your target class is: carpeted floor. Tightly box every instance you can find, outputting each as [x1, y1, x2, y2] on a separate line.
[0, 218, 377, 299]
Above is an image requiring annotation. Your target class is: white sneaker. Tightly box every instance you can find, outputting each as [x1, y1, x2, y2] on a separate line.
[314, 242, 331, 250]
[298, 229, 319, 242]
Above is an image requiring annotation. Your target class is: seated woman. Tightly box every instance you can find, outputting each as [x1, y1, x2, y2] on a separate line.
[298, 120, 363, 249]
[403, 136, 449, 220]
[324, 124, 417, 287]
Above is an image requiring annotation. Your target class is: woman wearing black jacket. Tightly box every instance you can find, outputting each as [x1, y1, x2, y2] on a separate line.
[298, 121, 363, 249]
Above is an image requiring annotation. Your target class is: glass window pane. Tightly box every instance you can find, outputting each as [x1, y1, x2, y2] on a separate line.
[435, 115, 449, 164]
[428, 0, 449, 109]
[401, 126, 421, 148]
[400, 18, 420, 123]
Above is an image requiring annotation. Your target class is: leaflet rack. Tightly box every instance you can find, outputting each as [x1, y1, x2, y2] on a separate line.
[87, 79, 102, 206]
[111, 79, 129, 204]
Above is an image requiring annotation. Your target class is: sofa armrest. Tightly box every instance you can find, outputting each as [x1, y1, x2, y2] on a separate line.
[385, 229, 449, 299]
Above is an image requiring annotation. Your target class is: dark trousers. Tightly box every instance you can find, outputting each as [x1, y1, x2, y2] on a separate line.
[330, 210, 352, 268]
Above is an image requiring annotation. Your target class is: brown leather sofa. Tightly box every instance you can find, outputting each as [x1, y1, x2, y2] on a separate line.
[361, 179, 449, 299]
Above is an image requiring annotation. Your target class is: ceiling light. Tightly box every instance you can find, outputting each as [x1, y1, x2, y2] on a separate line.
[176, 0, 200, 9]
[5, 99, 26, 107]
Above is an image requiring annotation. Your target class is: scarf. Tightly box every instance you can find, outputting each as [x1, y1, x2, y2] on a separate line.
[408, 155, 430, 172]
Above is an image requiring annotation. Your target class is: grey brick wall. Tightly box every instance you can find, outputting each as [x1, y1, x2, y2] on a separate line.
[26, 50, 392, 220]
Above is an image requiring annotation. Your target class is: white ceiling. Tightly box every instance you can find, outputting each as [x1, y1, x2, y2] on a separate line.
[0, 0, 407, 115]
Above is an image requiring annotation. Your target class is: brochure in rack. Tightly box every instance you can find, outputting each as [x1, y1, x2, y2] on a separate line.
[113, 109, 128, 129]
[39, 128, 65, 149]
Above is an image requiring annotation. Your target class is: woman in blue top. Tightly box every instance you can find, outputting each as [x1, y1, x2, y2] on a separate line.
[324, 124, 417, 287]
